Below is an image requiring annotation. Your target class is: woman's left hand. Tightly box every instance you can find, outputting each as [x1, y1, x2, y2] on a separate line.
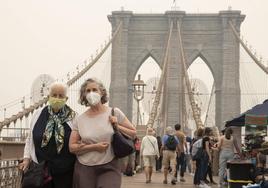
[109, 115, 118, 128]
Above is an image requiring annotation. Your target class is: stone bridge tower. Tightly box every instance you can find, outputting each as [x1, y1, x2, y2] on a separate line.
[108, 10, 245, 130]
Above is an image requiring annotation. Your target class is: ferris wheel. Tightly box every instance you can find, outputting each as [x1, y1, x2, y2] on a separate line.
[31, 74, 55, 104]
[141, 77, 160, 115]
[186, 78, 210, 129]
[188, 78, 209, 117]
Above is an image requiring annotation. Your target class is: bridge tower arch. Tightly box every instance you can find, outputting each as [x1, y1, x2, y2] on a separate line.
[108, 10, 245, 130]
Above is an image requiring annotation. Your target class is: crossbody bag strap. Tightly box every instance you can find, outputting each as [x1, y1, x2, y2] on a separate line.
[146, 136, 156, 152]
[111, 108, 118, 132]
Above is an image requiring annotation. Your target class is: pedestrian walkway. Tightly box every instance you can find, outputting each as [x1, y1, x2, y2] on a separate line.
[122, 172, 219, 188]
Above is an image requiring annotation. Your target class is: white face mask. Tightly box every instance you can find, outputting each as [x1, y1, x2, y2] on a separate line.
[86, 92, 101, 106]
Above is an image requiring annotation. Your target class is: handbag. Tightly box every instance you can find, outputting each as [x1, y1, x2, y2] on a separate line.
[111, 108, 135, 158]
[21, 161, 52, 188]
[192, 147, 204, 161]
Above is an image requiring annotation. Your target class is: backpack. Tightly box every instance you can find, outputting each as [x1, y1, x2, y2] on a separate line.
[191, 138, 203, 160]
[165, 135, 177, 151]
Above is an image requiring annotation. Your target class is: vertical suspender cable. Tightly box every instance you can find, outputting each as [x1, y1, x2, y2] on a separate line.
[176, 20, 203, 129]
[204, 82, 215, 126]
[147, 21, 174, 128]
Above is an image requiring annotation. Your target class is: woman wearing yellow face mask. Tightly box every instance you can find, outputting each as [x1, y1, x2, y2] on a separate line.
[19, 82, 76, 188]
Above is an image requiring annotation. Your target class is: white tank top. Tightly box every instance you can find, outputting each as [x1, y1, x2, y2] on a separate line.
[221, 136, 234, 151]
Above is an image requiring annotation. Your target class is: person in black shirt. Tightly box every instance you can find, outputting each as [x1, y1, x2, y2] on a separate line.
[200, 127, 213, 188]
[19, 82, 76, 188]
[156, 136, 163, 172]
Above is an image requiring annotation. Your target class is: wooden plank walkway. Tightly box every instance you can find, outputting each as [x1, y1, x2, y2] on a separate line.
[122, 172, 219, 188]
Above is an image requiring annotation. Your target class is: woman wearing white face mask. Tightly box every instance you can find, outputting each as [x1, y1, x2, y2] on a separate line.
[19, 82, 76, 188]
[69, 78, 136, 188]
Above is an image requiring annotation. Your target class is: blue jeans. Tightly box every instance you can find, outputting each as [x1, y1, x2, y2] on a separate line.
[175, 152, 186, 178]
[185, 154, 192, 173]
[194, 152, 209, 185]
[194, 159, 201, 185]
[200, 152, 209, 181]
[219, 150, 234, 184]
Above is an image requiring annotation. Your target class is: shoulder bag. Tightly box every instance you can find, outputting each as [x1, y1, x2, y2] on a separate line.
[111, 108, 135, 158]
[21, 160, 52, 188]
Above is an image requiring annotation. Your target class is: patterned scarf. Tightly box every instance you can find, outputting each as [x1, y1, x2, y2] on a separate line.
[41, 105, 75, 153]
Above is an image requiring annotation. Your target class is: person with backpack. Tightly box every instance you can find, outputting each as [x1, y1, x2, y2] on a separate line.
[161, 126, 179, 185]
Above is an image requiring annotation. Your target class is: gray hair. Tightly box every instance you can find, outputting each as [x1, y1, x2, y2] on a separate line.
[79, 78, 108, 106]
[49, 81, 68, 96]
[165, 126, 174, 135]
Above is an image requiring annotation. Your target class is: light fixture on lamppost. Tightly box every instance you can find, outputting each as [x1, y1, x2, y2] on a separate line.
[132, 74, 146, 126]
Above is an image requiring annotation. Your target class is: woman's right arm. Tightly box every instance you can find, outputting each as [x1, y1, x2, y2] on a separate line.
[69, 130, 109, 155]
[19, 133, 31, 171]
[19, 108, 43, 171]
[233, 137, 241, 155]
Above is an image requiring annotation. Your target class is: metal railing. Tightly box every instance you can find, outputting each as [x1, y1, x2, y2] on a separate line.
[0, 128, 29, 142]
[0, 159, 22, 188]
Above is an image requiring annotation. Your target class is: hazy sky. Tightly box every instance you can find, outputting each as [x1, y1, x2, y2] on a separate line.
[1, 0, 268, 114]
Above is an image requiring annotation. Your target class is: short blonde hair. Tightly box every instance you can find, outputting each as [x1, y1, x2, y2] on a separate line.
[165, 126, 173, 135]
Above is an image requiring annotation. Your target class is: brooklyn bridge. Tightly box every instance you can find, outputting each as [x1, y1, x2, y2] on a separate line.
[0, 4, 268, 188]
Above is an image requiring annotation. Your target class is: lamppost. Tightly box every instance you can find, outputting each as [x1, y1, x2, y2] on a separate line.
[132, 74, 146, 126]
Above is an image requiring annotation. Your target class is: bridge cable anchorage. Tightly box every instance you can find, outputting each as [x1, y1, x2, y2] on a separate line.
[176, 20, 203, 129]
[146, 21, 174, 128]
[229, 21, 268, 74]
[0, 22, 123, 132]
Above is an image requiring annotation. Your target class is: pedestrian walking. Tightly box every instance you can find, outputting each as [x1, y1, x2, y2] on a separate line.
[155, 136, 163, 172]
[218, 127, 241, 187]
[69, 78, 136, 188]
[174, 123, 187, 182]
[161, 126, 179, 185]
[140, 127, 159, 183]
[19, 82, 76, 188]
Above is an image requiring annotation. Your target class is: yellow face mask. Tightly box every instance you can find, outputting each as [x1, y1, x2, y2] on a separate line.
[48, 97, 67, 110]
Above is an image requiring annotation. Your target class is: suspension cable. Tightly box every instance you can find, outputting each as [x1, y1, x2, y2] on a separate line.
[0, 22, 123, 131]
[147, 21, 174, 128]
[204, 82, 215, 126]
[229, 21, 268, 74]
[67, 22, 122, 86]
[176, 20, 203, 129]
